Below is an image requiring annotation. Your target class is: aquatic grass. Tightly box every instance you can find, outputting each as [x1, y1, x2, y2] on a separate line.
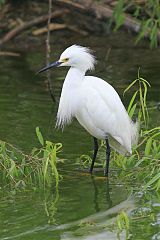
[111, 125, 160, 192]
[0, 127, 63, 190]
[112, 142, 160, 191]
[112, 71, 160, 238]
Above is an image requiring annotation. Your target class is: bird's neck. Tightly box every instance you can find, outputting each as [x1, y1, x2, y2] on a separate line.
[56, 67, 86, 128]
[64, 67, 86, 88]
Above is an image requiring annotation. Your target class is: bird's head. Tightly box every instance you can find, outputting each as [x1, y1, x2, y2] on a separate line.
[38, 45, 96, 73]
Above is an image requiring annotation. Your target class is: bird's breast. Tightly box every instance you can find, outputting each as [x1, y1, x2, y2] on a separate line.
[56, 86, 81, 128]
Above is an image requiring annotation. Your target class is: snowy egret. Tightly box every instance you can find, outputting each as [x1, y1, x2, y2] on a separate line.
[38, 45, 138, 176]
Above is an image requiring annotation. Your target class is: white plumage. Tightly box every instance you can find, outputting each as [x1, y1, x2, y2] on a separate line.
[56, 45, 138, 155]
[39, 45, 138, 175]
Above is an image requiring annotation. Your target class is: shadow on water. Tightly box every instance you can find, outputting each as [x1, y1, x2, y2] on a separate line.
[0, 30, 160, 239]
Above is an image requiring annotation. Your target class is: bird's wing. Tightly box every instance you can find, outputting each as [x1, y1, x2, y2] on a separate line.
[78, 76, 134, 154]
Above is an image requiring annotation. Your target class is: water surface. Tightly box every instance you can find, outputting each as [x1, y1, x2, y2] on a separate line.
[0, 31, 160, 239]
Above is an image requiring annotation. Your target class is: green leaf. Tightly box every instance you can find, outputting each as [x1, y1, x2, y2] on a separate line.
[141, 80, 149, 122]
[150, 21, 158, 48]
[143, 172, 160, 190]
[135, 157, 146, 167]
[155, 179, 160, 191]
[129, 103, 137, 118]
[144, 127, 160, 135]
[127, 90, 138, 113]
[136, 19, 152, 44]
[36, 127, 44, 146]
[123, 79, 138, 96]
[43, 155, 50, 185]
[139, 77, 151, 87]
[55, 143, 62, 153]
[145, 138, 152, 155]
[114, 14, 125, 31]
[8, 159, 18, 177]
[134, 6, 141, 18]
[139, 84, 146, 125]
[112, 0, 125, 31]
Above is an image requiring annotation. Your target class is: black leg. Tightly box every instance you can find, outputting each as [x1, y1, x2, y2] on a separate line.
[89, 137, 98, 174]
[104, 138, 110, 176]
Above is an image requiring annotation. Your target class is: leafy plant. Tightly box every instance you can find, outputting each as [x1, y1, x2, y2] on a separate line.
[112, 0, 160, 48]
[0, 127, 63, 190]
[123, 68, 151, 127]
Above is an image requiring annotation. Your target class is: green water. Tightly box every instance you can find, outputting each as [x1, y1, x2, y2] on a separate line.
[0, 31, 160, 239]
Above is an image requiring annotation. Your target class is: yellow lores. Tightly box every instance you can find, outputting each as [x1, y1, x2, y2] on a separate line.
[61, 58, 69, 63]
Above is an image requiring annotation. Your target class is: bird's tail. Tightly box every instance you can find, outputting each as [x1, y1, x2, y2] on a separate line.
[108, 120, 139, 156]
[108, 135, 129, 155]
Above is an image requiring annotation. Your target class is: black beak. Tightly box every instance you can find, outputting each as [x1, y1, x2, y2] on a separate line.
[37, 61, 62, 74]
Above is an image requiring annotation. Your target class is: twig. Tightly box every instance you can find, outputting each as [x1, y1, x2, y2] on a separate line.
[105, 47, 111, 63]
[46, 0, 56, 102]
[0, 51, 20, 57]
[32, 23, 66, 35]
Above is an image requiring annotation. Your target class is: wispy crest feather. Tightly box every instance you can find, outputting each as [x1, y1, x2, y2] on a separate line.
[72, 45, 96, 70]
[61, 45, 96, 71]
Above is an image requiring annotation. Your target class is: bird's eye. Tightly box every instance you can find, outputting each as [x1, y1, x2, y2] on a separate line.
[63, 58, 69, 62]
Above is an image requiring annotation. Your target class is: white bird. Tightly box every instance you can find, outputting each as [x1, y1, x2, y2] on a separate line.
[38, 45, 138, 176]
